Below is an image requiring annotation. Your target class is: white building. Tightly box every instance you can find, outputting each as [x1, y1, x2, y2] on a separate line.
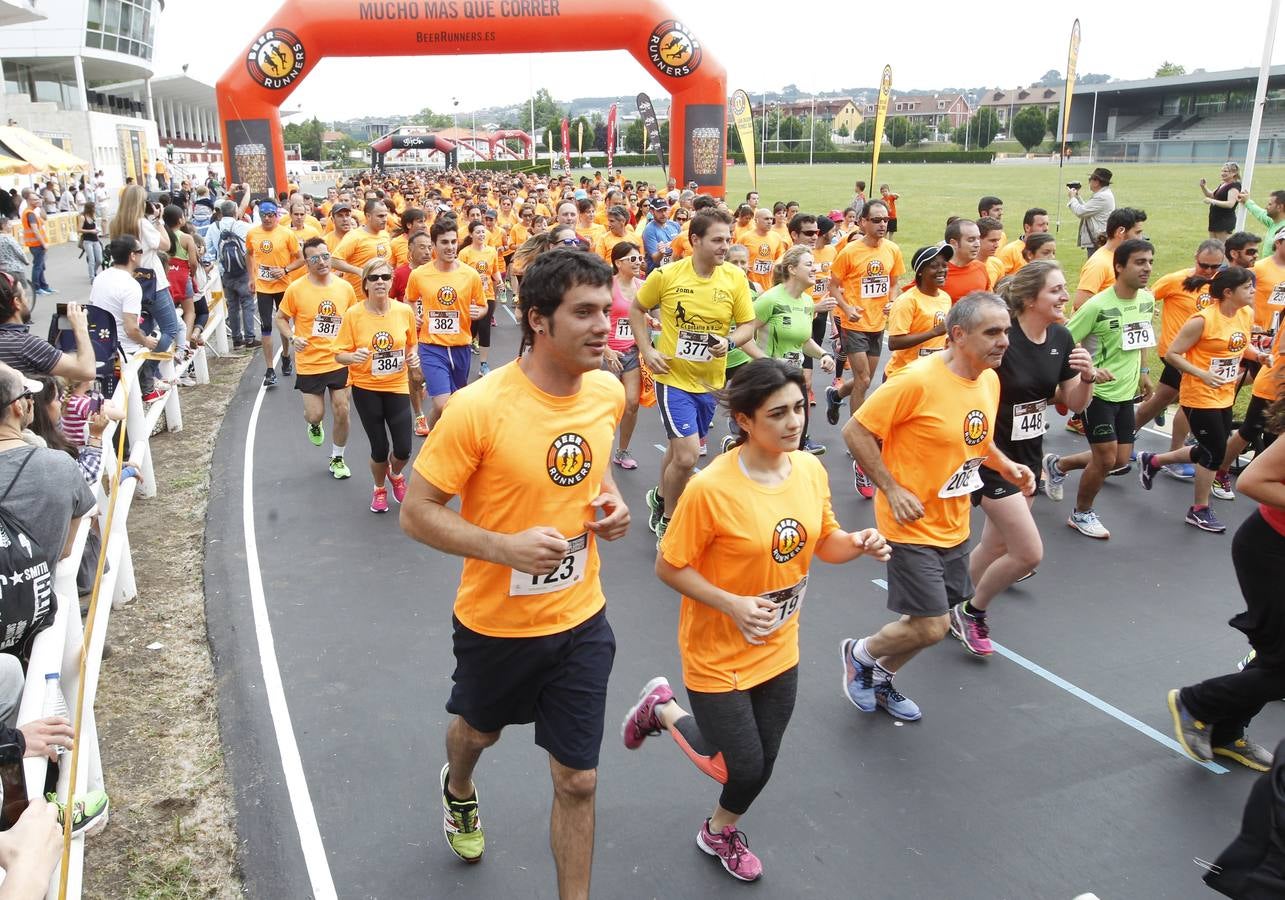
[0, 0, 171, 189]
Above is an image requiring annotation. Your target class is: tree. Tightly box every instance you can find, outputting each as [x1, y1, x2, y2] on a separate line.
[532, 87, 565, 137]
[888, 116, 911, 148]
[837, 123, 850, 138]
[1155, 61, 1186, 77]
[625, 119, 645, 153]
[409, 107, 452, 129]
[812, 120, 835, 152]
[1047, 107, 1060, 138]
[1011, 105, 1047, 151]
[953, 108, 1001, 148]
[854, 118, 876, 143]
[283, 117, 324, 160]
[1036, 69, 1062, 87]
[1080, 73, 1112, 85]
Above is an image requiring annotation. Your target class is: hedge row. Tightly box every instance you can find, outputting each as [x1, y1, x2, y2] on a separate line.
[457, 148, 997, 172]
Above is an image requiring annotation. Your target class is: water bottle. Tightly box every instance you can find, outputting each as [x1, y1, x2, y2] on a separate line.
[42, 673, 69, 757]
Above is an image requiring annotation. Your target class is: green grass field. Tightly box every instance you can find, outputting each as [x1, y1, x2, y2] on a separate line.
[617, 162, 1285, 285]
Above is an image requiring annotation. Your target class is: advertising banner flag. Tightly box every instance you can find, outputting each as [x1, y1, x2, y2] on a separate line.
[731, 89, 757, 190]
[869, 65, 892, 189]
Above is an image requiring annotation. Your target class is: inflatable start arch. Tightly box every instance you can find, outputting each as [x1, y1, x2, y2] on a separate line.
[216, 0, 728, 197]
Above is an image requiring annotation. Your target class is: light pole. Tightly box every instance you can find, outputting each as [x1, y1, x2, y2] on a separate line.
[452, 97, 459, 171]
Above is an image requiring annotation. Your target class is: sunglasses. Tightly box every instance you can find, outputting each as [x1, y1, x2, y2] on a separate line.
[559, 238, 582, 246]
[623, 255, 642, 262]
[865, 217, 890, 224]
[1194, 261, 1221, 271]
[307, 253, 332, 262]
[366, 273, 394, 282]
[2, 389, 32, 406]
[800, 229, 819, 236]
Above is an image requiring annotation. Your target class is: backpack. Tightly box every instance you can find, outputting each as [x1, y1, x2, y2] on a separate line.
[217, 224, 248, 280]
[0, 450, 57, 661]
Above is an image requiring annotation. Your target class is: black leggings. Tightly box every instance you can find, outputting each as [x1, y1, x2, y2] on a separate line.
[350, 385, 412, 464]
[668, 666, 797, 815]
[1238, 395, 1280, 448]
[1182, 406, 1233, 471]
[472, 299, 497, 349]
[1181, 512, 1285, 745]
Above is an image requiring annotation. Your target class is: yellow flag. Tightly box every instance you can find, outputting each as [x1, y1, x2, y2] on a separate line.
[870, 66, 892, 189]
[1061, 19, 1081, 157]
[730, 90, 757, 191]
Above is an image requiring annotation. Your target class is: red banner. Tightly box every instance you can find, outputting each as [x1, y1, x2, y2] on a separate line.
[606, 103, 617, 170]
[560, 117, 570, 172]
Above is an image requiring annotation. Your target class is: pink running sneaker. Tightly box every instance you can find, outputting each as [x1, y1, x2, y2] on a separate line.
[949, 604, 993, 657]
[370, 486, 390, 513]
[697, 820, 763, 882]
[389, 472, 408, 504]
[853, 461, 876, 500]
[621, 676, 673, 750]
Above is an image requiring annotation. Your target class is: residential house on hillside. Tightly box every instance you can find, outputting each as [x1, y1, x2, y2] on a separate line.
[978, 86, 1064, 127]
[861, 93, 971, 139]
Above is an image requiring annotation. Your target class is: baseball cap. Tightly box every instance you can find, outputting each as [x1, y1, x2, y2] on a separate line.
[911, 242, 954, 274]
[648, 197, 669, 210]
[330, 200, 352, 213]
[1, 375, 41, 406]
[258, 200, 279, 215]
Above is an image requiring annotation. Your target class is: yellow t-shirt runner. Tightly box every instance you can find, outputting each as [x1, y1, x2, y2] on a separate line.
[1178, 304, 1254, 410]
[635, 257, 755, 393]
[413, 363, 625, 638]
[278, 276, 357, 375]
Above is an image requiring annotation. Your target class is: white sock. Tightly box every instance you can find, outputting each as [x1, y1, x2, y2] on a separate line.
[332, 444, 344, 458]
[853, 637, 878, 668]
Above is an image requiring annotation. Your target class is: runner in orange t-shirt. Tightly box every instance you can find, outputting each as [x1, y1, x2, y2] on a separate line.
[840, 292, 1033, 722]
[400, 249, 626, 888]
[941, 219, 990, 303]
[620, 358, 889, 884]
[736, 209, 786, 293]
[274, 236, 356, 480]
[459, 221, 506, 375]
[245, 200, 305, 386]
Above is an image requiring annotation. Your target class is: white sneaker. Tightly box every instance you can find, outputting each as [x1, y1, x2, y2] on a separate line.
[1067, 508, 1110, 539]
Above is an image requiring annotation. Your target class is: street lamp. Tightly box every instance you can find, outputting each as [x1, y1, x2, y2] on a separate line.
[452, 97, 459, 171]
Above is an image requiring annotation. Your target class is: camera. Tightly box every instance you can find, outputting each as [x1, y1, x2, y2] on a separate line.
[1066, 182, 1082, 190]
[55, 302, 71, 332]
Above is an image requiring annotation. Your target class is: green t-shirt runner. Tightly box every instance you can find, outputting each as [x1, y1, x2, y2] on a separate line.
[1066, 285, 1157, 403]
[752, 283, 816, 366]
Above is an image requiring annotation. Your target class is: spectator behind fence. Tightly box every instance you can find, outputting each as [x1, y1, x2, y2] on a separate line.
[0, 217, 30, 282]
[90, 236, 162, 397]
[0, 273, 94, 381]
[209, 197, 255, 350]
[0, 363, 86, 762]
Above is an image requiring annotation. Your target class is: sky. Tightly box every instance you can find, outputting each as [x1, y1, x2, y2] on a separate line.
[156, 0, 1285, 122]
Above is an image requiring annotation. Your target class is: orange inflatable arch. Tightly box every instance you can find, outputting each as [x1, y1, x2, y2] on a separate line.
[216, 0, 728, 197]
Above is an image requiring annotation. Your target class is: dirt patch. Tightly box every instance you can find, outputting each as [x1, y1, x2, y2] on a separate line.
[85, 350, 252, 899]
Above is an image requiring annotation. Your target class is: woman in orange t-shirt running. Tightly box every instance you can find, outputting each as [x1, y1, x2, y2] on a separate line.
[619, 359, 889, 884]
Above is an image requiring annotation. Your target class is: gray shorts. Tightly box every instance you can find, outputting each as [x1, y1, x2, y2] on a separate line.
[603, 345, 639, 374]
[840, 328, 884, 357]
[885, 540, 973, 617]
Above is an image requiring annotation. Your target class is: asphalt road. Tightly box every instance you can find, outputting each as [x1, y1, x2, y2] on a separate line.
[203, 300, 1279, 900]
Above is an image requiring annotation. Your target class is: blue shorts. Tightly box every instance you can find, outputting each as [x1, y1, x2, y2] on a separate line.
[655, 382, 717, 440]
[419, 344, 472, 397]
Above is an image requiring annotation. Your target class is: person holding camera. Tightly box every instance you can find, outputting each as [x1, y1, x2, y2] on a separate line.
[1068, 168, 1116, 259]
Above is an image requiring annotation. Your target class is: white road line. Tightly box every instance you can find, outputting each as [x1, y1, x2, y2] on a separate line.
[242, 359, 339, 898]
[503, 303, 517, 323]
[868, 579, 1227, 774]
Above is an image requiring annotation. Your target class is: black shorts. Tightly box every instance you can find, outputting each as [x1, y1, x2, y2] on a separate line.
[972, 463, 1032, 505]
[1084, 396, 1136, 445]
[1158, 361, 1182, 391]
[446, 608, 616, 771]
[886, 217, 898, 234]
[294, 367, 349, 395]
[257, 291, 285, 336]
[1238, 395, 1274, 443]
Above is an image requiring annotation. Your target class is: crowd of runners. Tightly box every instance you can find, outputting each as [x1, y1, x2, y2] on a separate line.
[203, 164, 1285, 895]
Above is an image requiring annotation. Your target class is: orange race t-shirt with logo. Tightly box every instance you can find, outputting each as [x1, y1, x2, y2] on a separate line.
[406, 263, 485, 347]
[414, 363, 625, 638]
[1251, 256, 1285, 335]
[737, 230, 785, 292]
[1153, 267, 1214, 356]
[855, 353, 1000, 547]
[661, 448, 839, 693]
[246, 225, 301, 294]
[458, 244, 504, 302]
[997, 238, 1027, 276]
[1077, 245, 1116, 297]
[829, 239, 906, 333]
[334, 228, 393, 298]
[1253, 326, 1285, 402]
[335, 301, 418, 394]
[1178, 304, 1254, 409]
[883, 286, 951, 379]
[278, 276, 356, 375]
[811, 243, 837, 304]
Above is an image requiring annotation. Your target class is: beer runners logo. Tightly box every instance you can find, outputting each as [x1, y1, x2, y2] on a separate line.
[247, 29, 305, 90]
[547, 433, 592, 487]
[259, 239, 274, 253]
[1196, 288, 1213, 310]
[648, 20, 701, 78]
[1228, 331, 1248, 353]
[317, 299, 338, 318]
[867, 260, 885, 277]
[437, 285, 458, 307]
[934, 310, 947, 327]
[371, 331, 395, 353]
[771, 518, 807, 564]
[732, 92, 749, 118]
[963, 410, 989, 446]
[758, 243, 770, 256]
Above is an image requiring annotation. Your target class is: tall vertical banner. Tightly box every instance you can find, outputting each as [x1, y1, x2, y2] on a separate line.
[869, 65, 893, 190]
[560, 117, 570, 172]
[1056, 19, 1081, 231]
[730, 89, 757, 191]
[577, 119, 584, 159]
[606, 104, 617, 171]
[636, 92, 667, 176]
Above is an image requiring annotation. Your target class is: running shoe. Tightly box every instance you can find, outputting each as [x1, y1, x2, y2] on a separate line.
[371, 486, 389, 513]
[307, 422, 324, 447]
[825, 385, 842, 426]
[1067, 509, 1110, 539]
[621, 676, 674, 750]
[1185, 505, 1226, 533]
[414, 414, 430, 437]
[853, 461, 875, 499]
[697, 820, 762, 882]
[262, 368, 277, 388]
[645, 487, 663, 534]
[839, 638, 876, 712]
[1107, 463, 1131, 477]
[1041, 453, 1065, 502]
[1129, 448, 1138, 462]
[1065, 414, 1085, 435]
[949, 605, 993, 657]
[329, 456, 351, 479]
[874, 679, 922, 721]
[389, 473, 408, 504]
[1237, 649, 1257, 671]
[720, 435, 736, 454]
[655, 516, 669, 551]
[1166, 689, 1212, 762]
[1212, 471, 1235, 501]
[1163, 463, 1196, 481]
[479, 362, 490, 377]
[1214, 737, 1274, 772]
[802, 437, 826, 456]
[699, 437, 708, 457]
[1138, 451, 1159, 490]
[1016, 569, 1037, 584]
[46, 790, 109, 837]
[141, 389, 165, 403]
[440, 764, 484, 863]
[613, 448, 638, 470]
[808, 388, 816, 407]
[1156, 408, 1167, 426]
[280, 355, 293, 376]
[489, 315, 497, 328]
